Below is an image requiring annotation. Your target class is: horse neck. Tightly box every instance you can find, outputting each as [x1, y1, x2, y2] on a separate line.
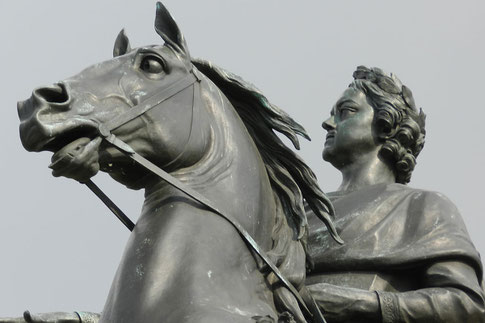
[142, 79, 276, 247]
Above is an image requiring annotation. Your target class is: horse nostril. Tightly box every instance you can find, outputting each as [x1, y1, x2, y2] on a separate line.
[34, 83, 69, 104]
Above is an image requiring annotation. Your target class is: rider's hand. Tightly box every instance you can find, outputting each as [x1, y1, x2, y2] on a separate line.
[49, 137, 101, 183]
[307, 283, 381, 322]
[24, 311, 81, 323]
[0, 316, 27, 323]
[0, 311, 80, 323]
[23, 311, 80, 323]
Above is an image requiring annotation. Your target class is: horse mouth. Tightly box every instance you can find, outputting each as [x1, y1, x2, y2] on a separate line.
[20, 118, 99, 153]
[42, 125, 99, 152]
[18, 96, 100, 152]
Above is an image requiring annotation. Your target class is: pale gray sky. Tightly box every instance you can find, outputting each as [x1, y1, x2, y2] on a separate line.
[1, 0, 484, 316]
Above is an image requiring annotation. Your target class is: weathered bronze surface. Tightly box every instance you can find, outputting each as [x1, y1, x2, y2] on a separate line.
[3, 2, 484, 323]
[6, 2, 339, 323]
[305, 66, 485, 322]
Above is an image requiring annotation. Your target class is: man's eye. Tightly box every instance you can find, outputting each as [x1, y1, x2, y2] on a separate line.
[339, 108, 355, 118]
[140, 55, 165, 74]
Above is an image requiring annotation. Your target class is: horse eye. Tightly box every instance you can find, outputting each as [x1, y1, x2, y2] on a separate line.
[140, 55, 165, 74]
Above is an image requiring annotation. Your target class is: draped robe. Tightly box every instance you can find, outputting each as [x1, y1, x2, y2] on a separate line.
[306, 183, 485, 322]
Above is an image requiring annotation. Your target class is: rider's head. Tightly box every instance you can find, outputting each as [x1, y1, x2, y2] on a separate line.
[349, 66, 426, 183]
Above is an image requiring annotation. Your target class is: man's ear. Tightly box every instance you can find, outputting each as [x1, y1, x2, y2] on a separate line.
[154, 2, 190, 58]
[113, 29, 131, 57]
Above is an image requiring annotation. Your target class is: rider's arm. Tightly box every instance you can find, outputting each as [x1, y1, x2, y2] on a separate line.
[376, 260, 485, 323]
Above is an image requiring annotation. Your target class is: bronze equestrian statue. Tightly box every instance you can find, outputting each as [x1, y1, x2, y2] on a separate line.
[3, 2, 484, 322]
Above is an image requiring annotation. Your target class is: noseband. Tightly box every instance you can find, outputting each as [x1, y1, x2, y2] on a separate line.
[87, 67, 326, 323]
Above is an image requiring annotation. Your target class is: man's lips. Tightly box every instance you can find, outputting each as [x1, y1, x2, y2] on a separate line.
[326, 131, 336, 140]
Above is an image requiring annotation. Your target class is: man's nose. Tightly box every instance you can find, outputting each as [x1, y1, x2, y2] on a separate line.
[322, 115, 336, 131]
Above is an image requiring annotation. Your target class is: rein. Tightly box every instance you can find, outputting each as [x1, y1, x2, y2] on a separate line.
[87, 68, 326, 323]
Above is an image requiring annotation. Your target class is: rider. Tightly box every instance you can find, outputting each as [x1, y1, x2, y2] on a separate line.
[305, 66, 485, 322]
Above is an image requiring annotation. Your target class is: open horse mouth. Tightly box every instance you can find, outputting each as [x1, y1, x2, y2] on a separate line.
[18, 98, 99, 152]
[42, 125, 99, 152]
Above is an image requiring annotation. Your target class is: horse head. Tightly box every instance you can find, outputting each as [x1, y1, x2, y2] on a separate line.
[19, 3, 210, 189]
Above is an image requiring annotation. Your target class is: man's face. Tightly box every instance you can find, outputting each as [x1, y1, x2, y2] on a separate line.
[322, 87, 379, 168]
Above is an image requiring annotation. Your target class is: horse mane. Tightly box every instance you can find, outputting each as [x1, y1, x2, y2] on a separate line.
[192, 59, 341, 249]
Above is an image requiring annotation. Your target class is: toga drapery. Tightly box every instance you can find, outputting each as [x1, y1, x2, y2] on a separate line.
[306, 183, 485, 322]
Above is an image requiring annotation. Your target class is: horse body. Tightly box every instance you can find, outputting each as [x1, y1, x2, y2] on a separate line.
[17, 3, 339, 322]
[100, 72, 279, 322]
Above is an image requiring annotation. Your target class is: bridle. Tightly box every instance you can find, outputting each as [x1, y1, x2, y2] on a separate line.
[85, 67, 326, 323]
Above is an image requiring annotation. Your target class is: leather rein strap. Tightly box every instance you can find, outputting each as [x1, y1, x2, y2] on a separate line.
[86, 68, 326, 323]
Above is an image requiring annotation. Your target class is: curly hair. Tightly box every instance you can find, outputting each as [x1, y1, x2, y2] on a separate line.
[350, 66, 426, 184]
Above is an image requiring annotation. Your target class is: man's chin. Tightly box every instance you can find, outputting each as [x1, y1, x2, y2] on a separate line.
[322, 148, 333, 162]
[322, 149, 345, 170]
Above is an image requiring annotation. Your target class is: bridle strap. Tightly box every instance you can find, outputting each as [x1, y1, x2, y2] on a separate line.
[99, 71, 199, 137]
[101, 133, 324, 322]
[83, 179, 135, 231]
[89, 68, 326, 323]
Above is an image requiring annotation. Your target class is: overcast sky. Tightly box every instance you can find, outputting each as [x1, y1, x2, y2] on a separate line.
[1, 0, 484, 317]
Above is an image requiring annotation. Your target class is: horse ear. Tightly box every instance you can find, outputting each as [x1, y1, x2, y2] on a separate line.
[113, 29, 131, 57]
[154, 2, 190, 58]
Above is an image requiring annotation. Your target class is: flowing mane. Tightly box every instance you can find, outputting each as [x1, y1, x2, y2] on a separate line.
[192, 59, 341, 250]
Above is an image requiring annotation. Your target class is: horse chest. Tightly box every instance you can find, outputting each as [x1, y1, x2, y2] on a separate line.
[101, 202, 275, 322]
